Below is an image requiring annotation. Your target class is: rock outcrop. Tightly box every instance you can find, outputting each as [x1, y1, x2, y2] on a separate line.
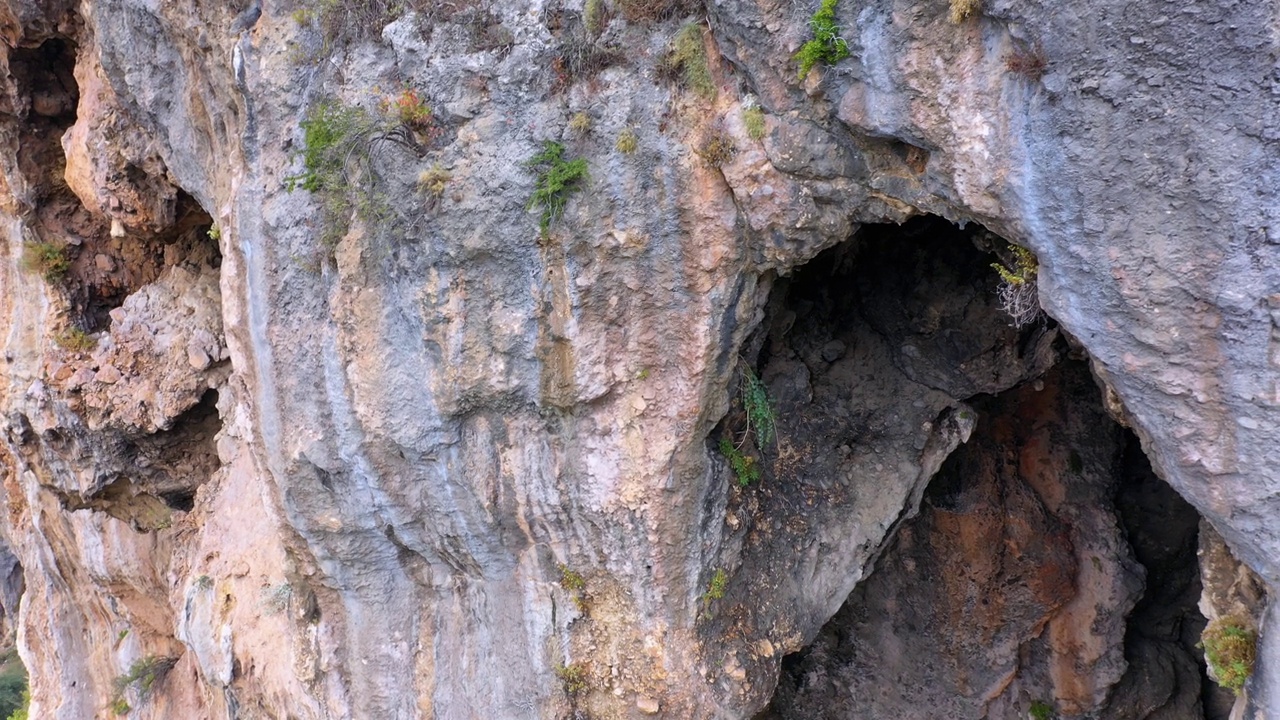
[0, 0, 1274, 717]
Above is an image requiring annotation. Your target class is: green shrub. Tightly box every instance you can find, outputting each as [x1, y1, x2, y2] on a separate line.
[1200, 618, 1256, 694]
[703, 568, 728, 602]
[718, 438, 760, 486]
[796, 0, 850, 79]
[6, 689, 29, 720]
[525, 141, 588, 236]
[743, 105, 766, 141]
[285, 101, 371, 195]
[1029, 700, 1053, 720]
[0, 658, 26, 720]
[669, 23, 715, 100]
[615, 128, 639, 154]
[285, 98, 423, 247]
[55, 328, 96, 353]
[110, 655, 175, 714]
[558, 565, 586, 593]
[554, 663, 589, 694]
[21, 242, 70, 282]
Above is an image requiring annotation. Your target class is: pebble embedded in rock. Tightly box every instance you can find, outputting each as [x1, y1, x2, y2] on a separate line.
[821, 340, 846, 362]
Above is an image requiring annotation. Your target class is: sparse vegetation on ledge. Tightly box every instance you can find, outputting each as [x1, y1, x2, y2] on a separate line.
[796, 0, 850, 79]
[21, 241, 70, 282]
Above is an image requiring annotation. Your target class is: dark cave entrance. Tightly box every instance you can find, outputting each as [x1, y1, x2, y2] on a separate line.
[5, 35, 220, 333]
[733, 217, 1228, 719]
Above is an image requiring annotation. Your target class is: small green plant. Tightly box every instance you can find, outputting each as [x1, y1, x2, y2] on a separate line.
[949, 0, 981, 23]
[718, 438, 760, 486]
[1200, 617, 1256, 695]
[207, 225, 221, 242]
[558, 565, 586, 593]
[669, 23, 715, 100]
[286, 101, 370, 194]
[991, 243, 1037, 286]
[743, 105, 766, 141]
[417, 165, 451, 197]
[742, 367, 776, 447]
[1028, 700, 1053, 720]
[555, 663, 589, 694]
[991, 243, 1041, 328]
[110, 655, 174, 715]
[285, 98, 419, 247]
[194, 575, 214, 590]
[703, 568, 728, 602]
[525, 141, 589, 235]
[697, 131, 736, 167]
[615, 128, 639, 154]
[568, 111, 593, 134]
[21, 241, 70, 282]
[55, 328, 96, 353]
[116, 629, 129, 642]
[795, 0, 850, 79]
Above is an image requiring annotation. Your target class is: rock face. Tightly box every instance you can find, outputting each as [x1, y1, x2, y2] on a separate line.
[763, 362, 1215, 719]
[0, 0, 1274, 718]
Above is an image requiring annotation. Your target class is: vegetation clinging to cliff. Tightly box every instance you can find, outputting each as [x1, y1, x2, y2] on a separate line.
[667, 23, 716, 100]
[20, 241, 70, 282]
[525, 141, 588, 236]
[796, 0, 850, 79]
[991, 243, 1042, 328]
[286, 92, 438, 247]
[1200, 618, 1256, 694]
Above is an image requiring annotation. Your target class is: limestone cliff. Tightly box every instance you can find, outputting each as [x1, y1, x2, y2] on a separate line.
[0, 0, 1275, 718]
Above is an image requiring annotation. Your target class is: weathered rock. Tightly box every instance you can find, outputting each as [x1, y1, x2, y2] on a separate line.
[0, 0, 1272, 717]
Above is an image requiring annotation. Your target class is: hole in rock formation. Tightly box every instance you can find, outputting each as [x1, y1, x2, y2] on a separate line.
[6, 35, 219, 332]
[76, 189, 219, 333]
[7, 38, 105, 295]
[51, 389, 222, 531]
[756, 361, 1219, 719]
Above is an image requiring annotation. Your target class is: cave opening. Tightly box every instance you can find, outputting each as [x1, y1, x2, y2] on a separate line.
[5, 35, 220, 333]
[730, 217, 1225, 719]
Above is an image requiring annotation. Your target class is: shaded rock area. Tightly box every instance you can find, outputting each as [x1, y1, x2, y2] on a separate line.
[761, 362, 1222, 719]
[697, 217, 1059, 711]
